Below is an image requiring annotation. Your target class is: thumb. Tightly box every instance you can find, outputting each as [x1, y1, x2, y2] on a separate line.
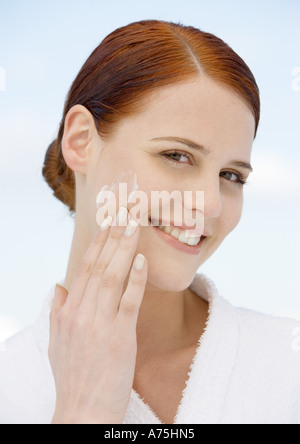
[49, 284, 69, 350]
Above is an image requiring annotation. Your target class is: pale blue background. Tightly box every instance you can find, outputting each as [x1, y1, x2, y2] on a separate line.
[0, 0, 299, 341]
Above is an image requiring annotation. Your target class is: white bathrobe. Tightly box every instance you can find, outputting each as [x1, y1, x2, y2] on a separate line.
[0, 273, 299, 424]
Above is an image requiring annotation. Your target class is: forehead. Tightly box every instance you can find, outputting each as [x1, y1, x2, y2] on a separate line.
[111, 77, 255, 159]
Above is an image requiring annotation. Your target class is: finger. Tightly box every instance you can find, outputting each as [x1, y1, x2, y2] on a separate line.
[49, 284, 69, 350]
[118, 253, 148, 329]
[94, 220, 141, 318]
[77, 207, 131, 316]
[52, 284, 69, 312]
[63, 219, 112, 314]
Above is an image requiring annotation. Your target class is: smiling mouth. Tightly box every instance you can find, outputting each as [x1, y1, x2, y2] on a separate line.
[148, 217, 206, 247]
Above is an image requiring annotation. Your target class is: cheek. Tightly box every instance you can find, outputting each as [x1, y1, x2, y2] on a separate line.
[221, 194, 243, 236]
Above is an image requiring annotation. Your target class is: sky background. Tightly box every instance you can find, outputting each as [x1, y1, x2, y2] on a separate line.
[0, 0, 299, 342]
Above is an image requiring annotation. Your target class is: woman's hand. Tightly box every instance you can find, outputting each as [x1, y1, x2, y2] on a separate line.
[49, 207, 147, 424]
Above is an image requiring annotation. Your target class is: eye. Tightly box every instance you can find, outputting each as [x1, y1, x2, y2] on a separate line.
[162, 150, 192, 166]
[162, 152, 248, 186]
[220, 171, 248, 186]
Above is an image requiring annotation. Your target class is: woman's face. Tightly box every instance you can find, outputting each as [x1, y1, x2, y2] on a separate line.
[82, 77, 255, 291]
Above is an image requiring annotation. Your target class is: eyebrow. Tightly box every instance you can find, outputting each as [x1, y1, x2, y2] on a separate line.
[151, 136, 211, 156]
[150, 136, 253, 172]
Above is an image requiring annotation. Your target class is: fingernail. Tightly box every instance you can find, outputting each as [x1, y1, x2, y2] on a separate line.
[134, 254, 145, 271]
[124, 219, 138, 237]
[116, 207, 128, 226]
[100, 215, 113, 231]
[55, 283, 65, 292]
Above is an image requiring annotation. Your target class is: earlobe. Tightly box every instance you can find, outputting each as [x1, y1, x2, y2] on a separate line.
[62, 104, 96, 174]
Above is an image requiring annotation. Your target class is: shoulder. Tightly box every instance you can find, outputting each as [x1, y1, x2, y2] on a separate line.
[193, 272, 300, 368]
[0, 292, 56, 424]
[192, 273, 300, 420]
[234, 306, 300, 422]
[236, 305, 300, 362]
[236, 305, 300, 384]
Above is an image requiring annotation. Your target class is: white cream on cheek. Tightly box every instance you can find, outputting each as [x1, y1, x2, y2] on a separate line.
[95, 170, 139, 226]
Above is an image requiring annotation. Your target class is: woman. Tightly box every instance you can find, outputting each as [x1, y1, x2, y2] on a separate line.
[0, 19, 299, 425]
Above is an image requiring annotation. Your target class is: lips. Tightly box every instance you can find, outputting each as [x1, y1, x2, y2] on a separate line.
[150, 221, 206, 255]
[148, 216, 208, 250]
[148, 217, 208, 237]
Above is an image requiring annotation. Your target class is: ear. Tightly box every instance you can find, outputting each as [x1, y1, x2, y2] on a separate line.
[61, 104, 97, 174]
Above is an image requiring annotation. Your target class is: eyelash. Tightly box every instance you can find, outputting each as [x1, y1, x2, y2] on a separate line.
[162, 151, 248, 187]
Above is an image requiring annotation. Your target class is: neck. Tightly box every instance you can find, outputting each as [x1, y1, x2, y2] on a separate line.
[136, 282, 188, 354]
[64, 224, 208, 357]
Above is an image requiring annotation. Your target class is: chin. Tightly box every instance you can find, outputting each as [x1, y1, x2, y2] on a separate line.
[146, 259, 198, 292]
[137, 231, 212, 291]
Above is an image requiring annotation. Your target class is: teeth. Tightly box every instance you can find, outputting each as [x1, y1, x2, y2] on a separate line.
[178, 231, 191, 245]
[187, 235, 201, 246]
[163, 226, 172, 234]
[153, 220, 201, 246]
[170, 228, 181, 238]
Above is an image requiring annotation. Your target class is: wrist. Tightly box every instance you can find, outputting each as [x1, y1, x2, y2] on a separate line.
[51, 411, 122, 425]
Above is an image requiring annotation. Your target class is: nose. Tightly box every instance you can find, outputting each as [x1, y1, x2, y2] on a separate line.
[186, 175, 223, 220]
[203, 180, 222, 219]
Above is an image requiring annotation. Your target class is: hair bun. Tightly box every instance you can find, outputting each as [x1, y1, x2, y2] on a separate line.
[42, 139, 75, 213]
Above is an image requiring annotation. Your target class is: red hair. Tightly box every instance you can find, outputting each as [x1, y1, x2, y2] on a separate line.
[42, 19, 260, 214]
